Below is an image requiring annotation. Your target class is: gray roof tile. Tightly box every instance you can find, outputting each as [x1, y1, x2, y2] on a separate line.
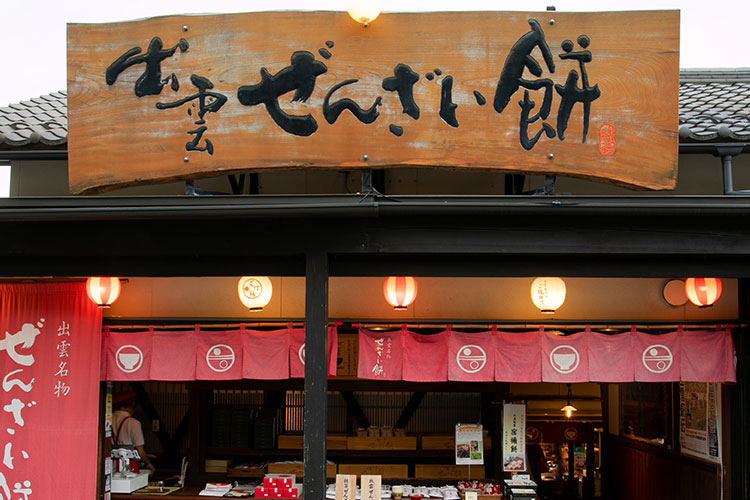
[1, 70, 749, 149]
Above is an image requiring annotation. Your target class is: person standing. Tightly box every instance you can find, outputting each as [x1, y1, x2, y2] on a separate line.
[111, 391, 157, 474]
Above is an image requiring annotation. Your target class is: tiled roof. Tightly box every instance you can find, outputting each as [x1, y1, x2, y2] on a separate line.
[679, 69, 750, 142]
[0, 91, 67, 148]
[1, 69, 749, 148]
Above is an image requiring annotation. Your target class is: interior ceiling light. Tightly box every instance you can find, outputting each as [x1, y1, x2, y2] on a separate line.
[560, 383, 577, 418]
[238, 276, 273, 311]
[684, 278, 722, 308]
[531, 277, 566, 314]
[383, 276, 418, 310]
[86, 277, 122, 308]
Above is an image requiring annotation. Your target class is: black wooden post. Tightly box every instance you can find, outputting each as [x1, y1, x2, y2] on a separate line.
[731, 280, 750, 500]
[304, 249, 329, 500]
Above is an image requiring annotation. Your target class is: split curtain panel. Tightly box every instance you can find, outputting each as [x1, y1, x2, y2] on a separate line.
[102, 324, 735, 383]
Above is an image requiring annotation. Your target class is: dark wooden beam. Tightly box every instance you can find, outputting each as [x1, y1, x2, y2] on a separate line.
[303, 249, 329, 500]
[394, 392, 426, 430]
[129, 381, 175, 456]
[341, 391, 370, 429]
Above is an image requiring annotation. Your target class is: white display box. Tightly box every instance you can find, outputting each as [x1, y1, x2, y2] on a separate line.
[111, 472, 149, 493]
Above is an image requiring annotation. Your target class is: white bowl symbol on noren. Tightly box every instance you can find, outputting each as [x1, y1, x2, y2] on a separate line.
[550, 345, 580, 374]
[456, 345, 487, 373]
[298, 344, 306, 365]
[642, 344, 673, 374]
[115, 345, 143, 373]
[206, 344, 235, 372]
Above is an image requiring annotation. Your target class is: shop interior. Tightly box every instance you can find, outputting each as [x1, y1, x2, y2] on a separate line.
[101, 276, 735, 499]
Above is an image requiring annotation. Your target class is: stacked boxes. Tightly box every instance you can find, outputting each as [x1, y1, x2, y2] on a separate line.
[255, 475, 301, 499]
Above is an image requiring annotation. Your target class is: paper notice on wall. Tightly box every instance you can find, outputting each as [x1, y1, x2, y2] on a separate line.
[680, 382, 721, 463]
[455, 423, 484, 465]
[503, 403, 527, 472]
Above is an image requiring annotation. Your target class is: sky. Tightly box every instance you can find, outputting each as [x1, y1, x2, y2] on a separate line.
[1, 0, 748, 106]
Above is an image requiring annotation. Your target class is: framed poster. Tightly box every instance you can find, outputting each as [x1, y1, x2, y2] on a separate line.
[679, 382, 721, 463]
[455, 423, 484, 465]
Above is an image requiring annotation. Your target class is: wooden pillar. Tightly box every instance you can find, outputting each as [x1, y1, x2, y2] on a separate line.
[303, 250, 329, 500]
[731, 278, 750, 500]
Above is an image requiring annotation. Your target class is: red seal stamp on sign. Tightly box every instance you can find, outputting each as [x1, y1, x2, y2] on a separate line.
[598, 123, 616, 156]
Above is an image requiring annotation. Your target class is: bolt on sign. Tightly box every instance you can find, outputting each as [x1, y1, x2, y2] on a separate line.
[67, 10, 678, 194]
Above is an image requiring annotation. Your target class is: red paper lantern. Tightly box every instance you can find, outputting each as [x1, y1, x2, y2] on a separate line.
[86, 277, 121, 308]
[684, 278, 722, 307]
[383, 276, 418, 310]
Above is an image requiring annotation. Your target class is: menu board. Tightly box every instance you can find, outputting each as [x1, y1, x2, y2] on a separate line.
[503, 404, 527, 472]
[455, 423, 484, 465]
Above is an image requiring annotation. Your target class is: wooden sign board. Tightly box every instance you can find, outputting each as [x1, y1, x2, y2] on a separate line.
[361, 475, 382, 500]
[335, 474, 357, 500]
[67, 10, 679, 194]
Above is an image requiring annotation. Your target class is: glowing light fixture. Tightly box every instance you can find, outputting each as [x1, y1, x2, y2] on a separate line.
[347, 1, 380, 26]
[383, 276, 418, 310]
[238, 276, 273, 311]
[684, 277, 722, 308]
[560, 383, 577, 419]
[86, 277, 122, 308]
[531, 277, 566, 314]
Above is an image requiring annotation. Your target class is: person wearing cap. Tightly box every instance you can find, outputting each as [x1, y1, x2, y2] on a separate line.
[111, 391, 156, 474]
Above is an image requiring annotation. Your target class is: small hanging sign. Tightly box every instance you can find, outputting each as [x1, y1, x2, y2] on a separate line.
[502, 403, 527, 472]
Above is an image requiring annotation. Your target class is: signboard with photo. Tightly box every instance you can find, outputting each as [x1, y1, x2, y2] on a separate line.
[455, 423, 484, 465]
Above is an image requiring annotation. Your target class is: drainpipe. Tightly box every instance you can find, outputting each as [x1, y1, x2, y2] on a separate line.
[679, 143, 750, 195]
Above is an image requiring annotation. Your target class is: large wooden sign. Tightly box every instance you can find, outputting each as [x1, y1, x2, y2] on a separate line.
[67, 10, 679, 194]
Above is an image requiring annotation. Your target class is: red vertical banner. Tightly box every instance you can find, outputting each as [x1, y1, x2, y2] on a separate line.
[402, 330, 448, 382]
[357, 328, 403, 380]
[151, 329, 197, 381]
[633, 330, 681, 382]
[588, 331, 634, 382]
[680, 329, 736, 383]
[0, 282, 102, 500]
[243, 328, 290, 380]
[495, 330, 542, 382]
[105, 330, 153, 381]
[542, 331, 589, 383]
[195, 329, 244, 380]
[289, 327, 339, 378]
[448, 329, 495, 382]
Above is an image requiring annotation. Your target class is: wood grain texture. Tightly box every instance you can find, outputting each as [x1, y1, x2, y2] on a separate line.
[67, 11, 679, 193]
[414, 464, 486, 479]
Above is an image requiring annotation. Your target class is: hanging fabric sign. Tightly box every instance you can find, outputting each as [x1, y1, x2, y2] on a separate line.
[502, 403, 527, 472]
[455, 423, 484, 465]
[494, 330, 542, 383]
[196, 329, 245, 380]
[105, 330, 153, 381]
[357, 327, 403, 380]
[0, 283, 102, 500]
[587, 329, 634, 382]
[402, 329, 449, 382]
[242, 327, 290, 380]
[679, 382, 721, 463]
[151, 329, 197, 381]
[633, 330, 681, 382]
[680, 330, 736, 383]
[288, 327, 338, 378]
[449, 329, 495, 382]
[542, 331, 589, 383]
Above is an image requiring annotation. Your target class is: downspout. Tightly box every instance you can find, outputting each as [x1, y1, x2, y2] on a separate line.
[679, 143, 750, 195]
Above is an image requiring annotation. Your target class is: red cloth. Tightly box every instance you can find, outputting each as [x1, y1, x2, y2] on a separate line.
[633, 330, 681, 382]
[542, 331, 589, 383]
[588, 331, 634, 382]
[0, 282, 102, 500]
[289, 327, 338, 378]
[195, 330, 244, 380]
[680, 329, 736, 383]
[357, 328, 403, 380]
[151, 329, 197, 381]
[448, 330, 495, 382]
[495, 331, 542, 382]
[243, 328, 290, 380]
[402, 330, 448, 382]
[105, 331, 153, 381]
